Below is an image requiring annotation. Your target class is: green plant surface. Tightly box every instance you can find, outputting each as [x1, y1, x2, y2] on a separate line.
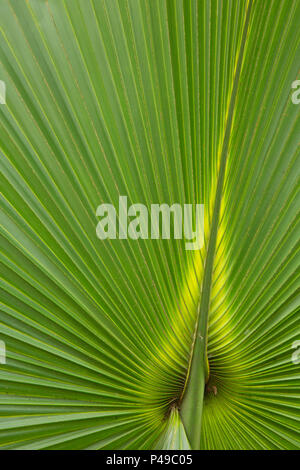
[0, 0, 299, 450]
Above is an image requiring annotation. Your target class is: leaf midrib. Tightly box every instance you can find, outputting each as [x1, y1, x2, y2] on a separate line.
[179, 0, 254, 450]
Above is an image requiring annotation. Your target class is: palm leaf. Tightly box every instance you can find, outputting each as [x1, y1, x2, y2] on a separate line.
[0, 0, 299, 450]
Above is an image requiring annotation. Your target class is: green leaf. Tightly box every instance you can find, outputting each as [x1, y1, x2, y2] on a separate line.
[155, 407, 191, 450]
[0, 0, 299, 450]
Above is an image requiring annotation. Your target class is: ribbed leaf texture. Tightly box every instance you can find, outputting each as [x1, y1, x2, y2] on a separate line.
[0, 0, 299, 449]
